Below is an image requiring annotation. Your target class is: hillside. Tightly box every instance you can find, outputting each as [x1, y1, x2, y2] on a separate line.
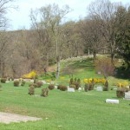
[44, 55, 129, 87]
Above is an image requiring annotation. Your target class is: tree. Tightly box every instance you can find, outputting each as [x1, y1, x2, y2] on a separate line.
[115, 6, 130, 68]
[87, 0, 121, 63]
[0, 0, 15, 77]
[95, 57, 115, 78]
[0, 32, 11, 77]
[7, 30, 42, 78]
[0, 0, 15, 29]
[30, 4, 71, 79]
[61, 21, 84, 58]
[79, 19, 105, 59]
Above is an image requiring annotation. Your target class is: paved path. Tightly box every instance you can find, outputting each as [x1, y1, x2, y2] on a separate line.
[0, 112, 42, 124]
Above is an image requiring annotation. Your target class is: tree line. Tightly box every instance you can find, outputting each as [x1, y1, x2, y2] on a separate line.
[0, 0, 130, 78]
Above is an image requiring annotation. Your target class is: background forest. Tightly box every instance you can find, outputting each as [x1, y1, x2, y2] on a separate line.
[0, 0, 130, 79]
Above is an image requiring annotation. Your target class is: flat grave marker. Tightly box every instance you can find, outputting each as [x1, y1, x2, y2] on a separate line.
[68, 88, 75, 92]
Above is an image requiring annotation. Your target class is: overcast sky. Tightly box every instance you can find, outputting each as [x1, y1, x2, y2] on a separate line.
[7, 0, 130, 30]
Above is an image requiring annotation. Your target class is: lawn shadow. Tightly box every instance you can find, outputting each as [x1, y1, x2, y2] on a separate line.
[114, 66, 130, 80]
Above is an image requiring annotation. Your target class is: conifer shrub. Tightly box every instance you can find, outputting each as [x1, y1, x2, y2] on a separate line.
[77, 79, 81, 88]
[103, 80, 109, 91]
[48, 84, 55, 90]
[41, 88, 49, 97]
[1, 78, 6, 83]
[28, 85, 35, 95]
[21, 80, 26, 86]
[116, 81, 129, 98]
[36, 81, 43, 88]
[87, 83, 92, 91]
[69, 78, 74, 86]
[32, 83, 38, 88]
[29, 81, 43, 88]
[84, 84, 89, 92]
[34, 78, 38, 83]
[75, 82, 80, 90]
[57, 84, 62, 90]
[116, 88, 125, 98]
[69, 78, 81, 90]
[59, 85, 67, 91]
[69, 84, 76, 90]
[14, 80, 20, 87]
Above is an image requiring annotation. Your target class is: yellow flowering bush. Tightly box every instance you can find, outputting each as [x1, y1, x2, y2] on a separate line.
[117, 81, 129, 88]
[83, 78, 106, 84]
[22, 70, 37, 79]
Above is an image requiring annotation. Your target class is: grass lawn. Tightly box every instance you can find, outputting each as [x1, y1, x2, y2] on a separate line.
[0, 81, 130, 130]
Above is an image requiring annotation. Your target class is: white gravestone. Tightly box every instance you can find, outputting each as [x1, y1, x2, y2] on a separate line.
[42, 80, 46, 84]
[106, 99, 119, 104]
[68, 88, 75, 92]
[55, 86, 58, 89]
[125, 92, 130, 100]
[78, 87, 82, 91]
[96, 86, 103, 91]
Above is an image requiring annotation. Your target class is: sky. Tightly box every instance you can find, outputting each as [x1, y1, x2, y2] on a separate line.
[7, 0, 130, 30]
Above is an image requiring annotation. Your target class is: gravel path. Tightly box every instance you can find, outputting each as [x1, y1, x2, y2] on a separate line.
[0, 112, 42, 124]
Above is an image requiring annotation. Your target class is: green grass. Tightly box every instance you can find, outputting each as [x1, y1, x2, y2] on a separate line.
[0, 82, 130, 130]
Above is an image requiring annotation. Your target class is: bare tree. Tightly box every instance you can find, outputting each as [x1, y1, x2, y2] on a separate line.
[79, 19, 105, 59]
[0, 0, 15, 29]
[60, 21, 84, 58]
[0, 0, 16, 77]
[7, 30, 42, 77]
[88, 0, 121, 63]
[0, 31, 11, 77]
[30, 4, 71, 79]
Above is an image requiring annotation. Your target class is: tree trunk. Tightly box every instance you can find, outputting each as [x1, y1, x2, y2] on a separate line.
[111, 53, 114, 65]
[56, 56, 60, 79]
[0, 61, 6, 77]
[93, 51, 96, 60]
[88, 48, 90, 55]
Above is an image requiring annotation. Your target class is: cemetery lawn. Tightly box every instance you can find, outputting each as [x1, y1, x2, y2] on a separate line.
[0, 82, 130, 130]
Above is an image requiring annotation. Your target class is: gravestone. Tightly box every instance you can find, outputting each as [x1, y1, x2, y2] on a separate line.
[42, 80, 46, 84]
[68, 88, 75, 92]
[106, 99, 119, 104]
[97, 71, 101, 75]
[55, 86, 58, 89]
[125, 91, 130, 100]
[96, 86, 103, 91]
[78, 87, 82, 91]
[113, 87, 117, 90]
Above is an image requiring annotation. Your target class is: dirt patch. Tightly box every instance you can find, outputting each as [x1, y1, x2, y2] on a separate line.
[0, 112, 42, 124]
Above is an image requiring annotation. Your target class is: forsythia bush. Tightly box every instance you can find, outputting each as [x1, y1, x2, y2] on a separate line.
[116, 81, 129, 88]
[83, 78, 106, 84]
[22, 70, 37, 79]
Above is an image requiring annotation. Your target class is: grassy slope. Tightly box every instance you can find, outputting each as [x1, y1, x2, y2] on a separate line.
[56, 57, 103, 86]
[0, 56, 130, 130]
[58, 56, 129, 86]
